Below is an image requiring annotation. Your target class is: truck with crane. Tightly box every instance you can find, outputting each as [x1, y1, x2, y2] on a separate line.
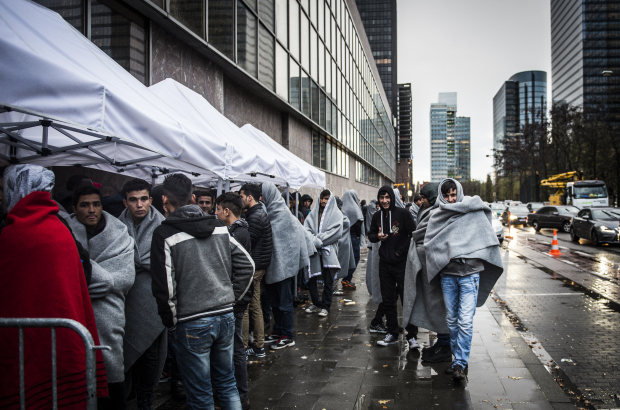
[540, 171, 608, 208]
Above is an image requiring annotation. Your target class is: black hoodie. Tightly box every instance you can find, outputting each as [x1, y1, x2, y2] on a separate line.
[150, 205, 255, 328]
[368, 186, 415, 266]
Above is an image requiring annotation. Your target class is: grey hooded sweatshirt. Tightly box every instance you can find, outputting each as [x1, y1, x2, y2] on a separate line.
[150, 205, 255, 329]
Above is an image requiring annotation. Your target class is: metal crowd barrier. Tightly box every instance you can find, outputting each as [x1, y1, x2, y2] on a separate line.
[0, 318, 110, 410]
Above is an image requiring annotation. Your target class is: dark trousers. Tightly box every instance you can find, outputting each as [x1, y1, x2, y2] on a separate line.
[378, 262, 419, 339]
[126, 330, 166, 401]
[98, 381, 126, 410]
[233, 310, 249, 403]
[260, 279, 271, 327]
[308, 268, 334, 311]
[436, 333, 450, 346]
[344, 235, 361, 282]
[266, 277, 294, 339]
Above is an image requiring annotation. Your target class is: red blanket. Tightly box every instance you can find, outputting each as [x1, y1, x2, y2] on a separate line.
[0, 192, 108, 409]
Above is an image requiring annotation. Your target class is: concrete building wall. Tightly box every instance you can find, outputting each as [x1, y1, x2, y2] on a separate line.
[151, 23, 224, 113]
[223, 77, 283, 145]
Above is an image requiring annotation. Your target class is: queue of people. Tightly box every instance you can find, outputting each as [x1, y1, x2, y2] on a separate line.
[0, 163, 502, 410]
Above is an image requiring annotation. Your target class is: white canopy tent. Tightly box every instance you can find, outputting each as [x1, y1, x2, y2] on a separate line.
[149, 79, 287, 185]
[0, 0, 234, 183]
[241, 125, 325, 190]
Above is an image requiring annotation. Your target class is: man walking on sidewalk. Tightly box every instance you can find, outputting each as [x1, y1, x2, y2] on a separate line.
[151, 174, 255, 409]
[368, 187, 417, 347]
[424, 179, 503, 380]
[239, 183, 272, 358]
[304, 190, 342, 317]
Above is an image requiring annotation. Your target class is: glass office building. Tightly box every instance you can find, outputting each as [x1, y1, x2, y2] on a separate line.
[430, 93, 470, 182]
[493, 71, 547, 152]
[354, 0, 397, 113]
[34, 0, 396, 190]
[397, 84, 411, 161]
[551, 0, 620, 122]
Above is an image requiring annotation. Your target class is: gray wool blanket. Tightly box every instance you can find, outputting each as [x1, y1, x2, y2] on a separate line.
[364, 199, 377, 249]
[342, 190, 365, 249]
[424, 179, 504, 307]
[336, 213, 356, 280]
[402, 202, 449, 333]
[118, 206, 167, 375]
[262, 183, 312, 284]
[365, 189, 404, 304]
[409, 203, 419, 230]
[305, 192, 343, 279]
[66, 211, 135, 383]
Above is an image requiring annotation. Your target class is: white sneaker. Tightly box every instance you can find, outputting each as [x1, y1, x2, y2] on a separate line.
[318, 309, 329, 317]
[305, 305, 321, 314]
[377, 334, 398, 346]
[408, 337, 420, 349]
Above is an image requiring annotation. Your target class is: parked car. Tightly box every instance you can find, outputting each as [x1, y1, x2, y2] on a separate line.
[526, 202, 544, 212]
[492, 212, 504, 244]
[490, 203, 507, 217]
[528, 205, 579, 233]
[570, 207, 620, 246]
[501, 206, 530, 226]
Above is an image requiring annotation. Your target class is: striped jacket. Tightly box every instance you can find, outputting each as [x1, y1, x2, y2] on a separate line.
[150, 205, 255, 329]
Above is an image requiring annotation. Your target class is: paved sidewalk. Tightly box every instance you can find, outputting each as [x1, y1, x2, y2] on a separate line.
[141, 252, 565, 410]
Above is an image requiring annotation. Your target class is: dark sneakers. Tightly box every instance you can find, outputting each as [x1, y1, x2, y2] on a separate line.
[421, 344, 453, 363]
[270, 337, 296, 350]
[263, 333, 281, 345]
[171, 380, 186, 400]
[341, 280, 357, 290]
[369, 323, 388, 333]
[246, 346, 266, 358]
[452, 365, 467, 381]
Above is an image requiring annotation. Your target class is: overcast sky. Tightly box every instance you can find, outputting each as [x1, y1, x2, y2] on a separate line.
[397, 0, 552, 183]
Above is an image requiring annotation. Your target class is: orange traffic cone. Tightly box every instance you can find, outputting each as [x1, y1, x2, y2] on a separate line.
[549, 230, 562, 256]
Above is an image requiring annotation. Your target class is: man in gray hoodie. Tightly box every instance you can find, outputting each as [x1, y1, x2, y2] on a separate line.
[151, 174, 255, 410]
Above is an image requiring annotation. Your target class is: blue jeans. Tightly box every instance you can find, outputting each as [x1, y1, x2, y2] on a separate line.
[344, 235, 361, 282]
[265, 277, 294, 339]
[440, 273, 480, 369]
[171, 313, 241, 410]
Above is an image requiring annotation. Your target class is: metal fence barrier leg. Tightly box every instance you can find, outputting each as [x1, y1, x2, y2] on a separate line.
[0, 318, 108, 410]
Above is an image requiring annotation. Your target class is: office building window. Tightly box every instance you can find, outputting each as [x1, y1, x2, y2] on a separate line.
[290, 58, 300, 108]
[259, 24, 275, 90]
[237, 1, 257, 77]
[170, 0, 204, 38]
[209, 0, 234, 60]
[275, 0, 288, 47]
[276, 43, 288, 100]
[259, 0, 274, 31]
[91, 0, 147, 85]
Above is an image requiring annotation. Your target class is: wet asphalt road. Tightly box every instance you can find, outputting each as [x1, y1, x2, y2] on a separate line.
[496, 226, 620, 409]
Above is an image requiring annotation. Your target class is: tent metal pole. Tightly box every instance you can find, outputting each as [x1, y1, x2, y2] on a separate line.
[294, 190, 299, 298]
[285, 183, 290, 211]
[224, 179, 230, 192]
[217, 177, 223, 196]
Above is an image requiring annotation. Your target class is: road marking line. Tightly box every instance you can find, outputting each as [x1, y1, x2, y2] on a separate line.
[574, 251, 592, 257]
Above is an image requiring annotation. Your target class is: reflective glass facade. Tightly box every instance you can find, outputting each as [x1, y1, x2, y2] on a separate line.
[552, 0, 620, 122]
[355, 0, 397, 113]
[34, 0, 148, 85]
[430, 93, 470, 182]
[35, 0, 396, 182]
[493, 71, 547, 152]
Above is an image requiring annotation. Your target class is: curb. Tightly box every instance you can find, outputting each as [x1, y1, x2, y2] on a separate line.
[487, 301, 575, 410]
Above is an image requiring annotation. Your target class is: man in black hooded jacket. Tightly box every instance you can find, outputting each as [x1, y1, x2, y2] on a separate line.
[368, 186, 416, 346]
